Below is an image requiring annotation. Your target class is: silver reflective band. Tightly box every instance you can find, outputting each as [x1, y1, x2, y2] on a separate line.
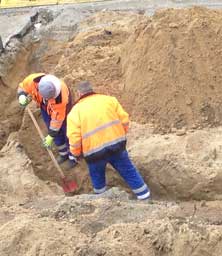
[49, 126, 60, 131]
[51, 119, 62, 124]
[69, 155, 76, 160]
[84, 136, 126, 157]
[70, 142, 81, 148]
[137, 191, 150, 200]
[133, 184, 148, 194]
[58, 144, 67, 150]
[82, 120, 121, 139]
[94, 186, 107, 194]
[59, 151, 69, 156]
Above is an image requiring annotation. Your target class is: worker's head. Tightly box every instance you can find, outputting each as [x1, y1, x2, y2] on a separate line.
[77, 81, 93, 98]
[38, 78, 56, 100]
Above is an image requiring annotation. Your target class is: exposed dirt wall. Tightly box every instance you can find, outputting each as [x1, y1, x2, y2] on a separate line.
[122, 7, 222, 132]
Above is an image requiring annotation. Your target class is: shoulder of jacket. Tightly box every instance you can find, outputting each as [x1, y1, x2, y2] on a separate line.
[72, 103, 80, 112]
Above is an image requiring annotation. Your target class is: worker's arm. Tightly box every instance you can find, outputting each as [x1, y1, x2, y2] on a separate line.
[67, 107, 82, 158]
[113, 97, 129, 133]
[48, 102, 66, 137]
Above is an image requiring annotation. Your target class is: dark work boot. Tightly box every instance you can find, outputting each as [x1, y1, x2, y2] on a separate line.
[66, 159, 78, 170]
[57, 155, 69, 164]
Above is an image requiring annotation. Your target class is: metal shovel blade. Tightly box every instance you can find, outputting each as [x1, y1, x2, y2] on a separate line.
[61, 178, 78, 193]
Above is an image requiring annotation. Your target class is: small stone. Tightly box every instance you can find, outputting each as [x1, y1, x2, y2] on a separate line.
[143, 228, 150, 235]
[212, 148, 217, 160]
[113, 230, 120, 239]
[200, 200, 206, 207]
[169, 23, 179, 28]
[0, 36, 3, 52]
[0, 130, 6, 138]
[176, 128, 186, 136]
[186, 98, 192, 105]
[116, 201, 121, 206]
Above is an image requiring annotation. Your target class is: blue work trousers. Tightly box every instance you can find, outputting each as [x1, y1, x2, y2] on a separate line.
[41, 107, 70, 158]
[87, 150, 150, 199]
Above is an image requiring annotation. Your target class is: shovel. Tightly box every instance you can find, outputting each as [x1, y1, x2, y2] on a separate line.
[27, 106, 77, 193]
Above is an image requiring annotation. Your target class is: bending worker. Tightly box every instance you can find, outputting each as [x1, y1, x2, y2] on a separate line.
[17, 73, 77, 168]
[67, 81, 150, 200]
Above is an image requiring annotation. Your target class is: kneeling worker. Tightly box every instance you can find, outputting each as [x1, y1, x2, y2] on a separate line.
[17, 73, 77, 168]
[67, 81, 150, 200]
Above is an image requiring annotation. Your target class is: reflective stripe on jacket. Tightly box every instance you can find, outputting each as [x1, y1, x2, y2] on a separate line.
[67, 93, 129, 162]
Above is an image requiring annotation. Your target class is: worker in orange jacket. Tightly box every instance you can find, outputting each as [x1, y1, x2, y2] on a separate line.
[18, 73, 77, 168]
[67, 81, 150, 200]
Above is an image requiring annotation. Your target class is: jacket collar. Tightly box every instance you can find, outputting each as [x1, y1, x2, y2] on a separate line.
[75, 92, 96, 105]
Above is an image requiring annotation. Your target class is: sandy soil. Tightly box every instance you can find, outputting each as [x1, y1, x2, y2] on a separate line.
[1, 5, 222, 256]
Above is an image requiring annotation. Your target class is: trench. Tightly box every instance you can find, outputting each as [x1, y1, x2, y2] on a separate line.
[2, 5, 222, 202]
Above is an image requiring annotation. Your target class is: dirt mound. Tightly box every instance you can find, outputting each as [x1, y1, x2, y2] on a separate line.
[55, 11, 142, 98]
[122, 7, 222, 132]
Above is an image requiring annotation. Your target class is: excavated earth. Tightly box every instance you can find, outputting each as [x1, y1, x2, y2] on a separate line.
[1, 4, 222, 256]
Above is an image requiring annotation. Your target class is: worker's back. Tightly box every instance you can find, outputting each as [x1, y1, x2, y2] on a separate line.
[78, 94, 123, 130]
[67, 93, 129, 162]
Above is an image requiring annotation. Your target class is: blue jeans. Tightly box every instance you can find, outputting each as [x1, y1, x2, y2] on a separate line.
[87, 150, 150, 199]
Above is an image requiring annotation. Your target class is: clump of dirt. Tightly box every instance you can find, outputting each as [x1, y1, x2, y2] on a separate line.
[122, 7, 222, 132]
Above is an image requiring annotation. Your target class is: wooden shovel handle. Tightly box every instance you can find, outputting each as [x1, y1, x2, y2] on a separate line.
[27, 106, 65, 179]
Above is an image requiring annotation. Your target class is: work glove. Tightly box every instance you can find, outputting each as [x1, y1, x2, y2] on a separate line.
[42, 134, 54, 149]
[68, 154, 79, 169]
[18, 95, 30, 107]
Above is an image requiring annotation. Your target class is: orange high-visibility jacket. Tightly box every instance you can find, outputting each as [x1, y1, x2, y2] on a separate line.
[46, 81, 71, 134]
[18, 73, 71, 135]
[67, 93, 129, 162]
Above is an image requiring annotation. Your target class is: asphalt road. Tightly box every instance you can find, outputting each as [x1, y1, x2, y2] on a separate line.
[0, 0, 222, 46]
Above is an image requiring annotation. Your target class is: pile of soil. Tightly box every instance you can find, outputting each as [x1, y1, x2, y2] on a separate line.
[54, 11, 142, 99]
[122, 7, 222, 132]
